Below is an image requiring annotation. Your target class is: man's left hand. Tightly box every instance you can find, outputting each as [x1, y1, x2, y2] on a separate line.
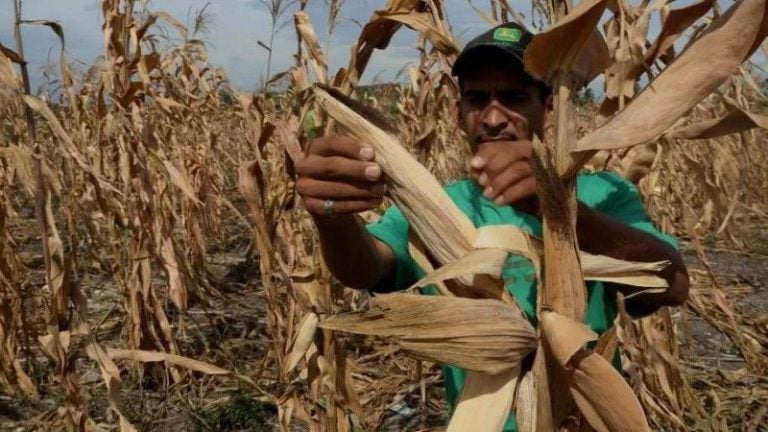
[469, 140, 539, 214]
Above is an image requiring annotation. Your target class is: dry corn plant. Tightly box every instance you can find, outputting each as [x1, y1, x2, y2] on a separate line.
[1, 0, 767, 431]
[1, 0, 259, 429]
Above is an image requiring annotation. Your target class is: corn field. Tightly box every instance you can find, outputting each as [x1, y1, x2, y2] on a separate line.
[0, 0, 767, 431]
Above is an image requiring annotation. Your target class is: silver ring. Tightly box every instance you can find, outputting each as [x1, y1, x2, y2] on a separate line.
[323, 199, 335, 216]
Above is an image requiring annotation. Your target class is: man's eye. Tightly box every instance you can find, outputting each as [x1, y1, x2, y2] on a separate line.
[499, 91, 529, 105]
[466, 92, 490, 105]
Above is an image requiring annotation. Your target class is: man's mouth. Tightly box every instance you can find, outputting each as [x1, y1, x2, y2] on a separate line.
[476, 135, 518, 145]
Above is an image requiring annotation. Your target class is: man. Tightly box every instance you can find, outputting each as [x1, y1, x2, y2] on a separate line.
[295, 22, 689, 430]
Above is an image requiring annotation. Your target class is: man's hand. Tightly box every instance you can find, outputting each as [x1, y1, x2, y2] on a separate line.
[295, 135, 395, 290]
[469, 140, 538, 214]
[296, 135, 386, 219]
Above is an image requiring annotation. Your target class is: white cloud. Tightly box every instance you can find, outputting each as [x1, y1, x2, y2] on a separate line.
[4, 0, 758, 93]
[0, 0, 504, 91]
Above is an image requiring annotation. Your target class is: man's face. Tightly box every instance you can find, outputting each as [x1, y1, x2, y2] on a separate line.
[456, 62, 548, 152]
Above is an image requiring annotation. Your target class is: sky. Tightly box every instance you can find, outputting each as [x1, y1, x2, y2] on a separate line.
[0, 0, 764, 93]
[0, 0, 523, 92]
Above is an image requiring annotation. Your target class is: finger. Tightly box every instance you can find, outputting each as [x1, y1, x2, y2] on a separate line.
[483, 145, 531, 175]
[303, 196, 383, 216]
[470, 143, 501, 170]
[486, 162, 532, 198]
[476, 172, 489, 188]
[469, 168, 491, 190]
[296, 178, 387, 200]
[309, 135, 374, 161]
[471, 141, 530, 174]
[296, 155, 382, 182]
[494, 177, 537, 206]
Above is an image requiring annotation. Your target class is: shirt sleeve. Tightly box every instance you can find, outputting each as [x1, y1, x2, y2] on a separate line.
[365, 204, 422, 292]
[591, 172, 679, 249]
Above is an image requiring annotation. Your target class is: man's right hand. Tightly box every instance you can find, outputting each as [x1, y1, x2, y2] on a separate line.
[296, 135, 386, 220]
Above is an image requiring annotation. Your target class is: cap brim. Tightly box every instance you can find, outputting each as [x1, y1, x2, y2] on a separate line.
[451, 45, 525, 77]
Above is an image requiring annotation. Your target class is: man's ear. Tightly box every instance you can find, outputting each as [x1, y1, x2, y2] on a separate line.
[546, 93, 554, 112]
[453, 99, 461, 123]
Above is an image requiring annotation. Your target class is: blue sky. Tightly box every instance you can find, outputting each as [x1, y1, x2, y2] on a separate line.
[0, 0, 525, 92]
[0, 0, 764, 93]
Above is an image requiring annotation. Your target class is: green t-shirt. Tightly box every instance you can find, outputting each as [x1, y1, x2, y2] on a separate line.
[366, 171, 677, 431]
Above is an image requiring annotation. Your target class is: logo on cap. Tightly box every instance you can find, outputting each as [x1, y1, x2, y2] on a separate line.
[493, 27, 522, 43]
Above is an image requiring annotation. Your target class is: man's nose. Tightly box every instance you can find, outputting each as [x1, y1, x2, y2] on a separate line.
[481, 102, 508, 134]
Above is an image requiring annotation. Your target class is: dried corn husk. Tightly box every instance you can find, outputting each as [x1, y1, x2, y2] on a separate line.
[448, 365, 521, 432]
[408, 225, 668, 290]
[320, 294, 537, 374]
[540, 311, 651, 432]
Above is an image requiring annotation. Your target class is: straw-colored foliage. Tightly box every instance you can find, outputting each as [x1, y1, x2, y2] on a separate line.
[0, 0, 766, 431]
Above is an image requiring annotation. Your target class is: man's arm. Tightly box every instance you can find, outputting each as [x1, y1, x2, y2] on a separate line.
[576, 202, 689, 316]
[314, 214, 395, 290]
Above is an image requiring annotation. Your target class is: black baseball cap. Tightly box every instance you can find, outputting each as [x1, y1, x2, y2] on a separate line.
[451, 22, 541, 85]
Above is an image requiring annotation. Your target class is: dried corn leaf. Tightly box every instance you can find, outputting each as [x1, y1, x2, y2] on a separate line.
[0, 42, 22, 64]
[408, 248, 508, 290]
[477, 226, 669, 287]
[748, 4, 768, 56]
[472, 225, 531, 255]
[22, 95, 116, 193]
[320, 294, 536, 374]
[352, 2, 457, 84]
[540, 311, 650, 432]
[39, 330, 71, 359]
[159, 237, 187, 313]
[645, 0, 715, 65]
[160, 158, 200, 204]
[665, 108, 768, 140]
[284, 312, 319, 374]
[0, 46, 22, 89]
[514, 362, 546, 432]
[155, 11, 188, 36]
[409, 245, 668, 295]
[85, 343, 138, 432]
[580, 254, 669, 288]
[575, 0, 768, 152]
[572, 30, 610, 86]
[378, 11, 459, 55]
[107, 349, 231, 375]
[295, 12, 328, 83]
[407, 237, 453, 296]
[0, 145, 38, 196]
[524, 0, 608, 82]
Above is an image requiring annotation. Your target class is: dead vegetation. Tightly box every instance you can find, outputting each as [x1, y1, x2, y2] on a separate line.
[0, 0, 767, 431]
